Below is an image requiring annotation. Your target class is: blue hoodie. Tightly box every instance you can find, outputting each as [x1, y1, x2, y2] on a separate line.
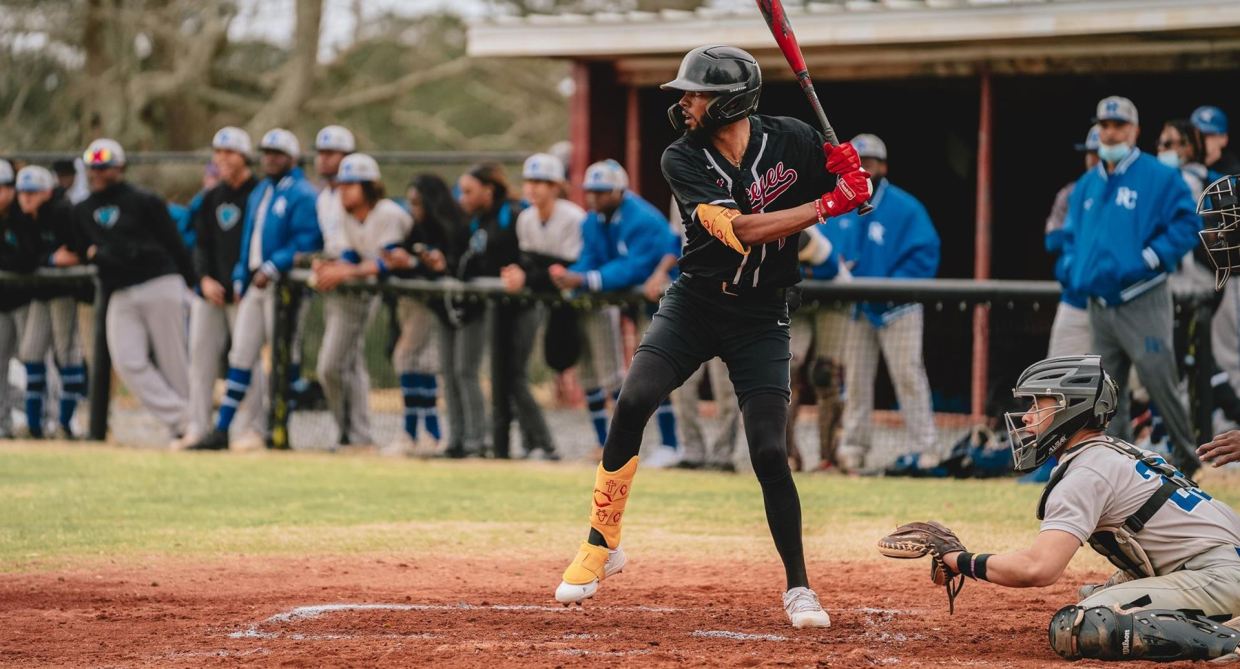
[570, 191, 675, 292]
[1062, 149, 1200, 306]
[233, 167, 322, 292]
[825, 179, 940, 326]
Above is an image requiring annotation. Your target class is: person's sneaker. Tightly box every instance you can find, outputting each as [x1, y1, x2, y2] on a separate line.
[168, 432, 200, 451]
[555, 541, 626, 605]
[643, 445, 682, 469]
[187, 429, 229, 451]
[783, 587, 831, 628]
[381, 432, 415, 458]
[836, 445, 866, 473]
[231, 431, 266, 453]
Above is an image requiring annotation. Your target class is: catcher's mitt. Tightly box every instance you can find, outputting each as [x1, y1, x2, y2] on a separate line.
[877, 521, 968, 613]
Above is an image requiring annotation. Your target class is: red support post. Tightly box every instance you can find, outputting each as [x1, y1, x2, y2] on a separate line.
[971, 66, 993, 420]
[625, 85, 642, 195]
[568, 60, 591, 207]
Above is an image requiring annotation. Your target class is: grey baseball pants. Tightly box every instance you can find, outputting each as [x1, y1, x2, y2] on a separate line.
[106, 274, 190, 436]
[317, 293, 376, 445]
[439, 316, 488, 453]
[187, 297, 266, 438]
[673, 356, 741, 466]
[1090, 282, 1197, 470]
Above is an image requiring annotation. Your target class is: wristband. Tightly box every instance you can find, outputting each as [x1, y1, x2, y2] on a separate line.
[813, 198, 825, 225]
[955, 552, 992, 581]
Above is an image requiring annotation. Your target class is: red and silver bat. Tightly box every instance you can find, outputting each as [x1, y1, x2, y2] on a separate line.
[756, 0, 872, 215]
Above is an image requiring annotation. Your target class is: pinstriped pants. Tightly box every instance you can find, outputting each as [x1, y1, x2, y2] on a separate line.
[576, 306, 624, 392]
[0, 309, 18, 435]
[18, 298, 82, 366]
[316, 293, 376, 445]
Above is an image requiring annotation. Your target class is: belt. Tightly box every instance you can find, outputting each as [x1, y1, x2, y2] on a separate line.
[679, 272, 787, 301]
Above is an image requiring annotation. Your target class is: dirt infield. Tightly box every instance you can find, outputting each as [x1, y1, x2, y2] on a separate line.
[0, 553, 1206, 668]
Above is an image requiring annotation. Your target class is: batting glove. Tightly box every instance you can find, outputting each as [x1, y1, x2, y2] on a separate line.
[824, 142, 861, 175]
[818, 169, 872, 218]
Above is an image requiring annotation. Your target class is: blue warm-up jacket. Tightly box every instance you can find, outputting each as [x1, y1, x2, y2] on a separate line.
[570, 191, 675, 292]
[233, 167, 322, 292]
[1062, 149, 1200, 306]
[825, 179, 940, 326]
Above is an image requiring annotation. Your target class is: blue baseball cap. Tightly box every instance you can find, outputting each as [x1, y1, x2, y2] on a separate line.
[1192, 106, 1228, 135]
[1074, 124, 1101, 152]
[582, 159, 628, 192]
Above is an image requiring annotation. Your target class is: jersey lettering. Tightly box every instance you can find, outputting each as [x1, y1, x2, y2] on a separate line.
[745, 161, 798, 211]
[1134, 458, 1212, 512]
[1115, 187, 1138, 210]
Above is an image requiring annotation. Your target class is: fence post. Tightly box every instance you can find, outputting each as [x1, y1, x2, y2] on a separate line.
[88, 280, 111, 441]
[267, 280, 298, 450]
[1187, 297, 1215, 446]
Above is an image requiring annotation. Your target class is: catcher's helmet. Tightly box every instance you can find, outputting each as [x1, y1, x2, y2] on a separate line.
[1004, 355, 1117, 472]
[1198, 174, 1240, 290]
[661, 45, 761, 132]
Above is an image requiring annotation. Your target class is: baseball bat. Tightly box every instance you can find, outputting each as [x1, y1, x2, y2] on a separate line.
[755, 0, 872, 215]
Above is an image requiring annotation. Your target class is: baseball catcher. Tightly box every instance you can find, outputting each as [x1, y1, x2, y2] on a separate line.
[879, 355, 1240, 662]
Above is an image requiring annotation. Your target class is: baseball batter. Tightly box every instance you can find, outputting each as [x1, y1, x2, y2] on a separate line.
[879, 355, 1240, 662]
[311, 153, 408, 447]
[13, 165, 87, 438]
[66, 139, 196, 443]
[189, 129, 322, 450]
[554, 45, 871, 627]
[183, 127, 265, 449]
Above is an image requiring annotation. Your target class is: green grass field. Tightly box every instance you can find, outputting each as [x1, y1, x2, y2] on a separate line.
[5, 442, 1240, 573]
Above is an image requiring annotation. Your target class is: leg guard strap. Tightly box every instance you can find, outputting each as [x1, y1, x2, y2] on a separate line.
[590, 456, 639, 549]
[1049, 605, 1240, 661]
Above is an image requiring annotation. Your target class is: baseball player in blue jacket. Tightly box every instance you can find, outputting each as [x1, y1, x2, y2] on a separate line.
[550, 160, 681, 466]
[828, 134, 940, 473]
[1061, 96, 1202, 476]
[189, 128, 322, 450]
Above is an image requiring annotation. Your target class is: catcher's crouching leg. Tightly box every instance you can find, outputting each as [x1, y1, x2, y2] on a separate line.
[555, 456, 638, 605]
[1048, 605, 1240, 662]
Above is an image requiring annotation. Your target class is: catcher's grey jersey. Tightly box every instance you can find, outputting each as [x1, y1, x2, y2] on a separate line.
[1042, 440, 1240, 574]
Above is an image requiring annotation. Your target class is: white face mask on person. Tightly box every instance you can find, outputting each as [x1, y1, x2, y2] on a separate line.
[1157, 150, 1183, 169]
[1097, 142, 1131, 164]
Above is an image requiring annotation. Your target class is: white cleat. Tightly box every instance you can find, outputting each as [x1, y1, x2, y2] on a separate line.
[555, 544, 627, 605]
[783, 587, 831, 628]
[643, 445, 682, 469]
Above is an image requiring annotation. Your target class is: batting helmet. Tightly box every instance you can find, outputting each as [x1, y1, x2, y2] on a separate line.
[1004, 355, 1117, 472]
[661, 45, 761, 132]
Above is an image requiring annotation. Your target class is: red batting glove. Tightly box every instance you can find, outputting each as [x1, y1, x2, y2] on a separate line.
[824, 141, 861, 175]
[817, 169, 872, 218]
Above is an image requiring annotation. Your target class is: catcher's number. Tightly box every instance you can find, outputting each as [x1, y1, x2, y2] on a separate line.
[877, 521, 968, 613]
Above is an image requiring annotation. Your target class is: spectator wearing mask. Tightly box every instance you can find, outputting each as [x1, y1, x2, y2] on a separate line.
[1061, 96, 1202, 476]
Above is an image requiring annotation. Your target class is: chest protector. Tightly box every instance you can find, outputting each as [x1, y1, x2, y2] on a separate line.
[1037, 437, 1201, 580]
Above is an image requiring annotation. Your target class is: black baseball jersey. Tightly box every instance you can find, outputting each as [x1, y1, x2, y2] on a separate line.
[22, 196, 92, 302]
[0, 202, 39, 311]
[193, 175, 257, 300]
[70, 181, 196, 292]
[661, 114, 832, 289]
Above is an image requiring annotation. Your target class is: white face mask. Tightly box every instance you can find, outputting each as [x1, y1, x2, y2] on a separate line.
[1157, 150, 1183, 169]
[1097, 142, 1131, 164]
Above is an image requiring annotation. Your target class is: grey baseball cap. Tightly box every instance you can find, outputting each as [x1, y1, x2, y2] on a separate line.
[1094, 96, 1138, 125]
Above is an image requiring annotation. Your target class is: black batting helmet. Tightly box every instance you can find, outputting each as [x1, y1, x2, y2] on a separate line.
[661, 45, 762, 131]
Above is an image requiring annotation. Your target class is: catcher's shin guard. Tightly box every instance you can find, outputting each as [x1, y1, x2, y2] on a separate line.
[589, 455, 638, 549]
[1049, 605, 1240, 661]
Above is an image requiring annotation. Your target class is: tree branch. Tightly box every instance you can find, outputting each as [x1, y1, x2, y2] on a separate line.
[305, 56, 472, 114]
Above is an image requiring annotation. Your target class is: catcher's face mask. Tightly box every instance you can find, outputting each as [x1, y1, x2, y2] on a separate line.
[1198, 175, 1240, 290]
[1004, 395, 1065, 472]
